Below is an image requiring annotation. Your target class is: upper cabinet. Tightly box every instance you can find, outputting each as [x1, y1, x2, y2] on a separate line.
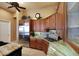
[44, 18, 50, 30]
[31, 20, 41, 32]
[56, 13, 64, 30]
[49, 15, 56, 29]
[31, 19, 45, 32]
[40, 19, 45, 32]
[44, 15, 56, 30]
[30, 14, 56, 32]
[56, 13, 64, 39]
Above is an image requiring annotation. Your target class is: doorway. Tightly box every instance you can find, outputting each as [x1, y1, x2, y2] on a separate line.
[0, 20, 11, 43]
[19, 20, 30, 47]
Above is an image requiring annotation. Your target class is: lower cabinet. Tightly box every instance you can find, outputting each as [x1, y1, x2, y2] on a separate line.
[29, 38, 37, 49]
[29, 37, 49, 54]
[41, 40, 49, 54]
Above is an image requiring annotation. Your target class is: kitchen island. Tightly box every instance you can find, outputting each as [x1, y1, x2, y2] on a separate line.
[30, 36, 49, 54]
[0, 43, 22, 56]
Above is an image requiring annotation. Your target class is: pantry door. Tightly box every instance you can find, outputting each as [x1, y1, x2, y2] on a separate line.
[0, 20, 11, 42]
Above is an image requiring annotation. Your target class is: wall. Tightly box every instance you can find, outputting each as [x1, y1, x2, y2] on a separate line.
[0, 8, 16, 42]
[27, 6, 57, 19]
[0, 9, 12, 20]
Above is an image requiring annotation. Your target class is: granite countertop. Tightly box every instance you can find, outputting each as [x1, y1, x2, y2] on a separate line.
[30, 36, 49, 43]
[0, 43, 23, 56]
[30, 36, 44, 39]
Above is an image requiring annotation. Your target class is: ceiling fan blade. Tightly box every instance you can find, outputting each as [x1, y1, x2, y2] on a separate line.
[8, 6, 13, 8]
[15, 7, 20, 12]
[18, 6, 26, 9]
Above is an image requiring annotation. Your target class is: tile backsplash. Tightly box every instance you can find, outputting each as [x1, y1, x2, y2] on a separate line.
[34, 31, 59, 40]
[34, 32, 48, 38]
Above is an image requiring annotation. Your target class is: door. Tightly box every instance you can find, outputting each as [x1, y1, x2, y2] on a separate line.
[0, 20, 11, 42]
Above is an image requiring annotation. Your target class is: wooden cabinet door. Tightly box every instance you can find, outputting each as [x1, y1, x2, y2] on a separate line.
[40, 20, 45, 32]
[29, 38, 37, 49]
[41, 40, 49, 54]
[56, 13, 64, 29]
[56, 13, 64, 39]
[44, 15, 56, 30]
[33, 20, 37, 32]
[37, 20, 41, 32]
[33, 20, 40, 32]
[44, 18, 50, 30]
[49, 15, 56, 29]
[36, 39, 42, 50]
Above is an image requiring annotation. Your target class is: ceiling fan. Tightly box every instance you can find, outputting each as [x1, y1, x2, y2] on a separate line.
[7, 2, 26, 12]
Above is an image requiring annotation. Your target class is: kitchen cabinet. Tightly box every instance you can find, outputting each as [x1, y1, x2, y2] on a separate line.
[44, 18, 50, 30]
[29, 37, 37, 49]
[49, 15, 56, 29]
[40, 19, 45, 32]
[32, 20, 40, 32]
[56, 13, 64, 30]
[30, 19, 45, 32]
[29, 37, 49, 54]
[30, 15, 56, 32]
[55, 13, 65, 40]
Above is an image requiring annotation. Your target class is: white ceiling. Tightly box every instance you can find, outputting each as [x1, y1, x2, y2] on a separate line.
[0, 2, 58, 13]
[21, 2, 58, 9]
[0, 2, 16, 13]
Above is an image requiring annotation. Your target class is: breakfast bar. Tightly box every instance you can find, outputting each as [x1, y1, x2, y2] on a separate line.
[0, 43, 22, 56]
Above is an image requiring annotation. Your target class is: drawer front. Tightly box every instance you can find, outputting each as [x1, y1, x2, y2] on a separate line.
[29, 39, 37, 49]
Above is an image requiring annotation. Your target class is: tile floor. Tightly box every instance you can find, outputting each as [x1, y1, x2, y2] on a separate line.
[47, 40, 79, 56]
[18, 39, 29, 48]
[17, 39, 79, 56]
